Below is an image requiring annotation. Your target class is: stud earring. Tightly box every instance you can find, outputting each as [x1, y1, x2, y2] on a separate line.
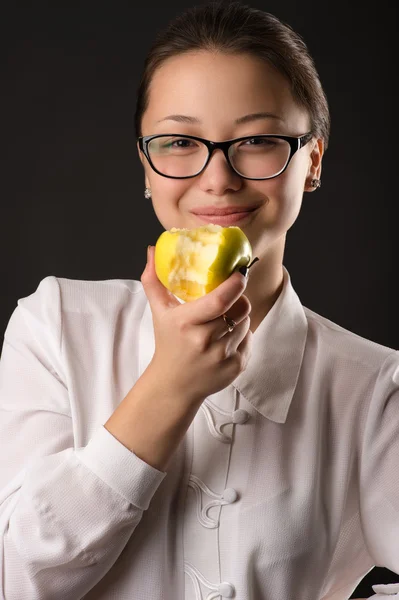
[144, 187, 152, 199]
[310, 178, 321, 189]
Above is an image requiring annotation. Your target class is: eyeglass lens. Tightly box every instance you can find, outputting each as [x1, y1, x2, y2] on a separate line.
[147, 136, 291, 178]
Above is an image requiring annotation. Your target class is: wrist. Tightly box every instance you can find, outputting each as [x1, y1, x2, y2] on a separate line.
[145, 358, 205, 409]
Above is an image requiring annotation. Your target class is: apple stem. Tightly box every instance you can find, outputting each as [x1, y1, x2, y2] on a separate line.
[248, 257, 260, 269]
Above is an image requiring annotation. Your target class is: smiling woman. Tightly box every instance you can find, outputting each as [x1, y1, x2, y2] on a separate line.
[0, 1, 398, 600]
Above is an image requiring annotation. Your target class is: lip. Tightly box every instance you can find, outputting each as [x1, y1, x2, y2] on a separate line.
[192, 207, 260, 226]
[191, 204, 261, 216]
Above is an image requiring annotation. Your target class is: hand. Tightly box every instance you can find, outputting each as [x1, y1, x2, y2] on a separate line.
[141, 245, 252, 404]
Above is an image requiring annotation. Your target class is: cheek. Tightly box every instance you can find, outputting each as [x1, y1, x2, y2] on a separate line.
[257, 178, 300, 212]
[278, 152, 308, 195]
[149, 177, 192, 229]
[252, 160, 307, 228]
[272, 155, 308, 211]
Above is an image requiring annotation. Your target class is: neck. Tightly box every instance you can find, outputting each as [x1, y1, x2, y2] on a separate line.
[244, 240, 285, 334]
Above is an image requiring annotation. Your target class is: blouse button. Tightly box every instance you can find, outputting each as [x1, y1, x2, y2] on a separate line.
[232, 409, 249, 424]
[218, 582, 235, 597]
[222, 488, 238, 503]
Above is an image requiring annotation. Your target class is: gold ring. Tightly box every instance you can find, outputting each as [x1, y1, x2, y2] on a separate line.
[222, 314, 237, 333]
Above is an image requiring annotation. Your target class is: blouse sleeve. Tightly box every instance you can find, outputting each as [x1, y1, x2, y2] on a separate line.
[359, 350, 399, 585]
[369, 582, 399, 597]
[0, 276, 166, 600]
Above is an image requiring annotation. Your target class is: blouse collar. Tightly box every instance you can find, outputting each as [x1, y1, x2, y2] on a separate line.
[232, 266, 308, 423]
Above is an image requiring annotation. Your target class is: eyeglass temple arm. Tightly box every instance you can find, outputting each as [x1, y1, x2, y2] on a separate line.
[300, 132, 314, 148]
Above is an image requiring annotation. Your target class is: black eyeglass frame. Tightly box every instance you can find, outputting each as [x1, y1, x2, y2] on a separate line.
[137, 132, 314, 180]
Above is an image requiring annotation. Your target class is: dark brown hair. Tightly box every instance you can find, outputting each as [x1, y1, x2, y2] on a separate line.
[134, 0, 330, 148]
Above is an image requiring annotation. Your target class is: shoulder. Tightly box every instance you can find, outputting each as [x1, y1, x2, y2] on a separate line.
[303, 304, 397, 374]
[55, 275, 146, 316]
[6, 275, 148, 349]
[13, 274, 146, 315]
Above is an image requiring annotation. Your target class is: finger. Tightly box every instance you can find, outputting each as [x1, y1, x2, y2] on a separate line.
[141, 246, 182, 312]
[206, 295, 250, 342]
[224, 317, 252, 358]
[215, 308, 251, 342]
[223, 294, 251, 323]
[182, 269, 248, 326]
[236, 327, 253, 363]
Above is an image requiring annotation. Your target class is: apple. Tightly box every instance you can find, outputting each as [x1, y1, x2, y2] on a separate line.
[154, 224, 255, 302]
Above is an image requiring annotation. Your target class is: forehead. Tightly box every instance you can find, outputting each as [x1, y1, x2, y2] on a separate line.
[142, 51, 309, 134]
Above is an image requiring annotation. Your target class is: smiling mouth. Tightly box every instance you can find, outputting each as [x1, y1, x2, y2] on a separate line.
[192, 207, 259, 225]
[191, 204, 261, 216]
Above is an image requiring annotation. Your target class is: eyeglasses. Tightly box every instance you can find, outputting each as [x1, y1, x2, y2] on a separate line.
[137, 132, 313, 180]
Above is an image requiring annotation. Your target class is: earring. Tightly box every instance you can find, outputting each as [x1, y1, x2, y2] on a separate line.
[144, 187, 152, 199]
[310, 178, 321, 189]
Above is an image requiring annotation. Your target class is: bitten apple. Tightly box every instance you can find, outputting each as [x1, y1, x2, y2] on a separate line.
[154, 224, 253, 302]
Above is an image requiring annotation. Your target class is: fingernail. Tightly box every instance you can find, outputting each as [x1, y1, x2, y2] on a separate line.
[147, 245, 151, 261]
[238, 265, 249, 278]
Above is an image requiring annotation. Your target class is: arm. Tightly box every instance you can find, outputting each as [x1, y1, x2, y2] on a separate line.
[322, 353, 399, 600]
[358, 351, 399, 598]
[0, 277, 199, 599]
[104, 359, 202, 471]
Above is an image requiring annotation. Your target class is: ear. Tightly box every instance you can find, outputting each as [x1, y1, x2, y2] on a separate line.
[304, 137, 324, 192]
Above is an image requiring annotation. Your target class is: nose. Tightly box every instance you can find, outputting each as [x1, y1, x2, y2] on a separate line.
[198, 148, 242, 196]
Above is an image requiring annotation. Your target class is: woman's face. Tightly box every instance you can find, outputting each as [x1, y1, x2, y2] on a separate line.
[138, 51, 323, 260]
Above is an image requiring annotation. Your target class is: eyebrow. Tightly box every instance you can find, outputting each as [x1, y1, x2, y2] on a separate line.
[156, 112, 284, 125]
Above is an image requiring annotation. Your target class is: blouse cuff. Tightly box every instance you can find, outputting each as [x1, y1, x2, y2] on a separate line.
[75, 425, 167, 511]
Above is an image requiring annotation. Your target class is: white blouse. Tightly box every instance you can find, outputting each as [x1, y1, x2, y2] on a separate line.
[0, 266, 398, 600]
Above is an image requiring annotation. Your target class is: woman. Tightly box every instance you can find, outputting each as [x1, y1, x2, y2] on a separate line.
[0, 1, 398, 598]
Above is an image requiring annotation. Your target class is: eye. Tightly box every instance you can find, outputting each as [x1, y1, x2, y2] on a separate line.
[148, 136, 202, 156]
[234, 136, 281, 154]
[165, 137, 198, 149]
[242, 137, 276, 146]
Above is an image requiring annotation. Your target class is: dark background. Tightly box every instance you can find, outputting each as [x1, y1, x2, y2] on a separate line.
[1, 1, 398, 596]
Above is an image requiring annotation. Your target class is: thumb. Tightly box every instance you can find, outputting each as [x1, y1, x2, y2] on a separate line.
[141, 245, 182, 311]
